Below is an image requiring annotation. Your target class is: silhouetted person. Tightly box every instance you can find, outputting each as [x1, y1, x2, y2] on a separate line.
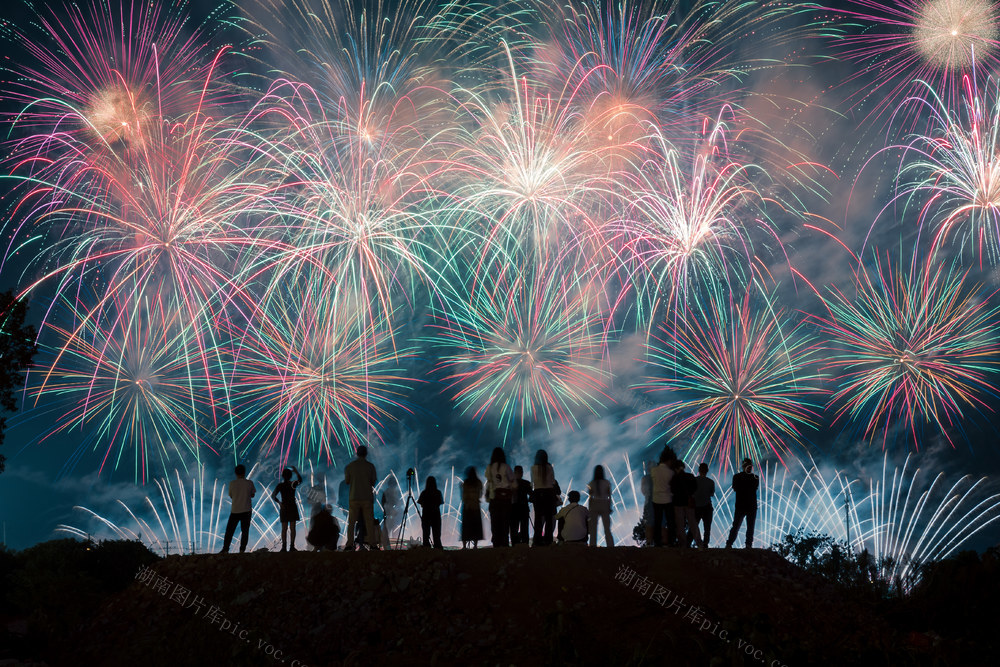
[418, 476, 444, 549]
[587, 465, 613, 547]
[650, 448, 676, 547]
[220, 464, 256, 553]
[485, 447, 515, 547]
[726, 458, 759, 549]
[461, 466, 484, 548]
[531, 449, 558, 546]
[555, 490, 589, 544]
[271, 465, 303, 552]
[510, 465, 532, 545]
[344, 446, 378, 550]
[694, 462, 716, 548]
[307, 504, 340, 551]
[671, 461, 703, 548]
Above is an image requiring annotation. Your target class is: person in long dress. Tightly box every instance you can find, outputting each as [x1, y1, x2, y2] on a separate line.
[587, 465, 613, 547]
[530, 450, 557, 546]
[461, 466, 484, 549]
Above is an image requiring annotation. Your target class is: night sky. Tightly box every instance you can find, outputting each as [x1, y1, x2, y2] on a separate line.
[2, 0, 1000, 555]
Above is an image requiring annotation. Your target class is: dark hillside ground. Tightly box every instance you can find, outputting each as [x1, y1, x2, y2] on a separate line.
[3, 544, 996, 666]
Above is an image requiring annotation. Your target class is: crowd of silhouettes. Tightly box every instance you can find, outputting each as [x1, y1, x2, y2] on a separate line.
[218, 443, 760, 552]
[641, 446, 758, 549]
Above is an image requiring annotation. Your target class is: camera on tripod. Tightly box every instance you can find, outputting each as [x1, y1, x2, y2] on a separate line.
[396, 468, 420, 549]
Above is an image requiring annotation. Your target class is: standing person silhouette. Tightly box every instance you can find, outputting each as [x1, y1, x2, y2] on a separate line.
[650, 448, 676, 547]
[587, 465, 613, 547]
[670, 461, 702, 549]
[510, 465, 532, 545]
[271, 466, 303, 552]
[530, 449, 558, 546]
[417, 476, 444, 549]
[461, 467, 484, 549]
[726, 458, 760, 549]
[343, 446, 378, 550]
[484, 447, 515, 547]
[220, 464, 256, 553]
[693, 462, 716, 547]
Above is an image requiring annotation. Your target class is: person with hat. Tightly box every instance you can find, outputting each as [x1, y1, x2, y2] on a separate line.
[725, 458, 759, 549]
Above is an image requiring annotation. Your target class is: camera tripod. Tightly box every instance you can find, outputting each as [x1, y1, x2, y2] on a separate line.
[395, 468, 421, 549]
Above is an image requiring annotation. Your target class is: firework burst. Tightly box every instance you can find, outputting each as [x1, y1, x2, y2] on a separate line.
[0, 0, 218, 164]
[606, 116, 788, 322]
[813, 256, 1000, 448]
[634, 286, 825, 473]
[448, 48, 616, 261]
[244, 80, 458, 338]
[27, 291, 220, 482]
[226, 279, 414, 467]
[894, 76, 1000, 263]
[431, 255, 612, 438]
[828, 0, 1000, 123]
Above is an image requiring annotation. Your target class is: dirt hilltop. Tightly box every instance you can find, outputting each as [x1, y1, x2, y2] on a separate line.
[69, 547, 935, 667]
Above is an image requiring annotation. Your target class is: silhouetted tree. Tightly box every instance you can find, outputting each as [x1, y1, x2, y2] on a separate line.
[0, 291, 37, 474]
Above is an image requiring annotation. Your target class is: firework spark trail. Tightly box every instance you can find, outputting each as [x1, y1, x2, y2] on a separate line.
[605, 116, 790, 323]
[813, 256, 1000, 449]
[889, 75, 1000, 264]
[634, 286, 825, 474]
[861, 452, 1000, 585]
[242, 79, 456, 334]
